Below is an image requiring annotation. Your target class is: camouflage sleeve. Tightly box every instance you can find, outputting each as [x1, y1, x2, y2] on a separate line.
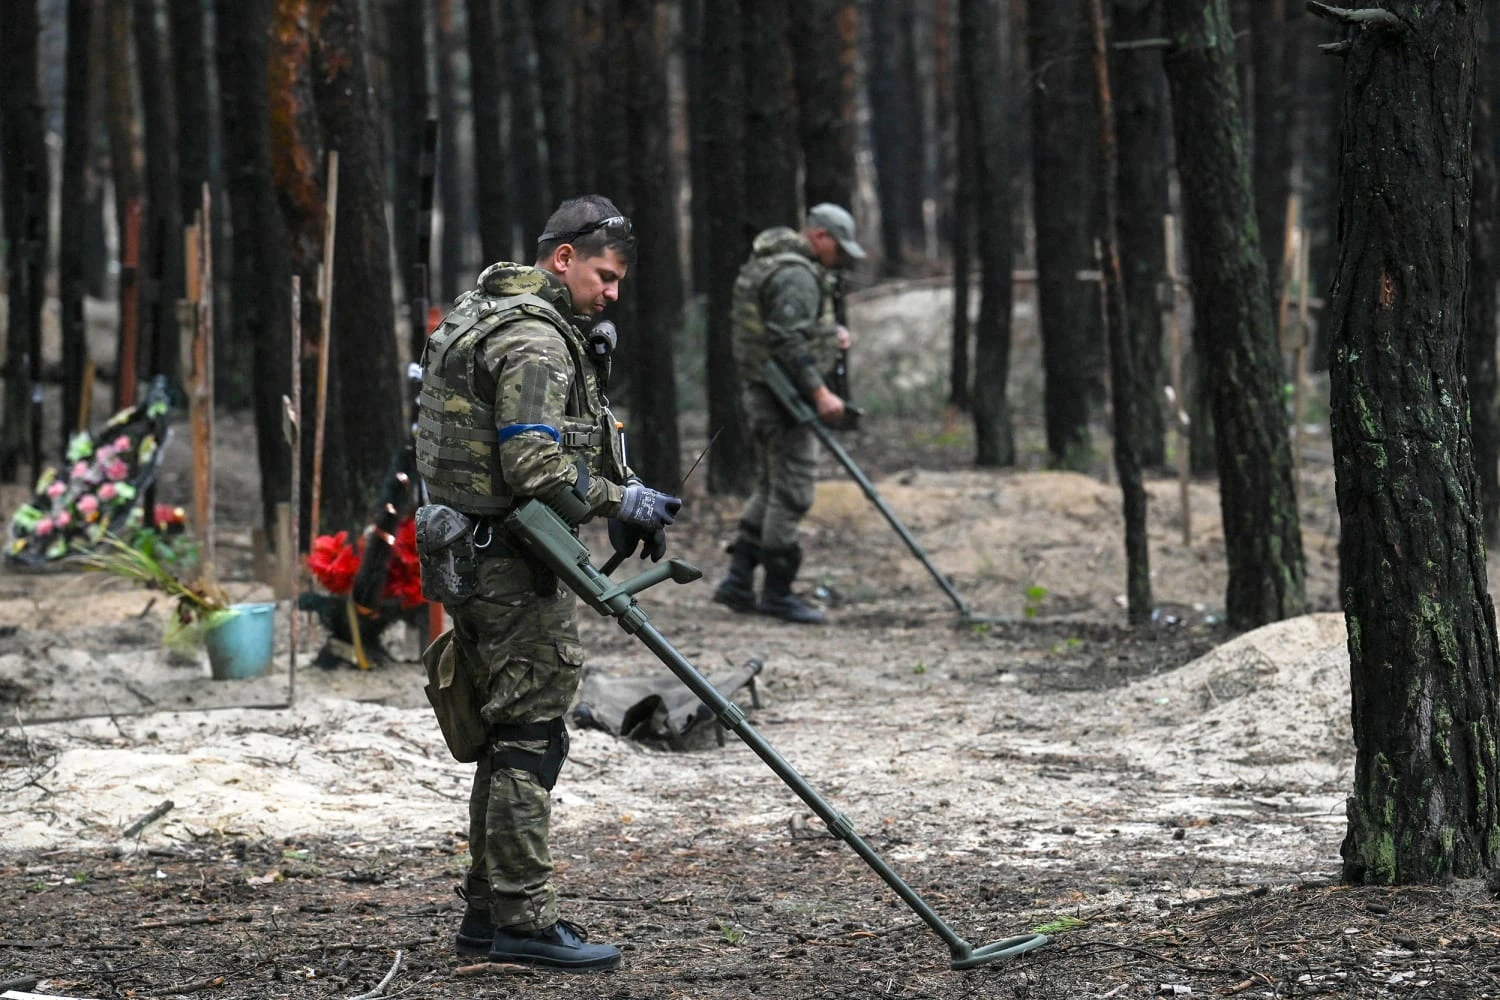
[761, 264, 827, 397]
[480, 320, 624, 519]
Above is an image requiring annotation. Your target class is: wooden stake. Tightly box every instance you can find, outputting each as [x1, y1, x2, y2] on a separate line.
[285, 272, 302, 707]
[184, 217, 214, 578]
[1276, 193, 1302, 353]
[116, 198, 142, 410]
[1164, 214, 1190, 547]
[77, 359, 95, 433]
[199, 184, 217, 572]
[310, 150, 339, 537]
[1293, 226, 1312, 481]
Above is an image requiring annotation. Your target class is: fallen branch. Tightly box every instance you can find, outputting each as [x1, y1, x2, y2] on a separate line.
[454, 961, 534, 977]
[151, 974, 225, 996]
[123, 799, 175, 839]
[0, 975, 40, 992]
[1304, 1, 1404, 31]
[347, 949, 401, 1000]
[136, 915, 221, 930]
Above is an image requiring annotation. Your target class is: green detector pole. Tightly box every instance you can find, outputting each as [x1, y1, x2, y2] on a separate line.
[504, 501, 1049, 970]
[761, 360, 990, 623]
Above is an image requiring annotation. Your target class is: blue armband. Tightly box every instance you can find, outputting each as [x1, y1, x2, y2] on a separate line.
[498, 423, 561, 444]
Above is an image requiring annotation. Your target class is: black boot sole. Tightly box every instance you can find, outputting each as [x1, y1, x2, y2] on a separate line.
[712, 587, 758, 614]
[486, 949, 621, 972]
[455, 933, 493, 958]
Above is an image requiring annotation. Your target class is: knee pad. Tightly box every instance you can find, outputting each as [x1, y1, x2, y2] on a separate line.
[490, 717, 570, 791]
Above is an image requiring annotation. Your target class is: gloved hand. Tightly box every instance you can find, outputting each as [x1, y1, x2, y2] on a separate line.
[618, 480, 682, 531]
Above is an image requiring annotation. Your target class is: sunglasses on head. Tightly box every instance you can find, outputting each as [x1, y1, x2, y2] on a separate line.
[536, 215, 634, 246]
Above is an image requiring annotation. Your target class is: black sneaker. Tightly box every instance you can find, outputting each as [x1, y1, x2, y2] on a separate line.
[455, 908, 494, 958]
[488, 918, 621, 971]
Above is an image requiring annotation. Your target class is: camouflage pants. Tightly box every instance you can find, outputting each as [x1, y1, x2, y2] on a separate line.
[449, 552, 585, 932]
[737, 383, 820, 551]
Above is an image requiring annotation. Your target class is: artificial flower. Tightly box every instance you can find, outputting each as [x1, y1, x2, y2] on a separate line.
[113, 435, 131, 452]
[77, 495, 99, 517]
[35, 518, 53, 537]
[99, 483, 118, 502]
[46, 481, 66, 499]
[55, 511, 72, 529]
[307, 531, 360, 595]
[71, 461, 90, 480]
[65, 433, 93, 462]
[106, 458, 130, 481]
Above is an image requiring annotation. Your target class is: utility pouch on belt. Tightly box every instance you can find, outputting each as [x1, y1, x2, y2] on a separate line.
[421, 629, 490, 763]
[415, 504, 479, 604]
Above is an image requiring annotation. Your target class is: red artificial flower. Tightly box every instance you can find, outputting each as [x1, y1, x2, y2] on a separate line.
[307, 530, 360, 595]
[382, 517, 426, 609]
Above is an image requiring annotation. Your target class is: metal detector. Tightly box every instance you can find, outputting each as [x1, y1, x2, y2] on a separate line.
[760, 361, 997, 624]
[504, 500, 1049, 970]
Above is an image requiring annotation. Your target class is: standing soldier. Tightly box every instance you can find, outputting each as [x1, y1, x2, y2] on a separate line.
[414, 195, 681, 971]
[712, 203, 866, 624]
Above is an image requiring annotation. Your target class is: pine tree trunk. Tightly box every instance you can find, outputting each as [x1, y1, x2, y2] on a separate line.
[962, 0, 1014, 467]
[743, 0, 800, 232]
[504, 0, 549, 247]
[533, 0, 575, 203]
[468, 0, 513, 263]
[949, 83, 972, 411]
[310, 0, 407, 534]
[434, 0, 470, 301]
[1251, 0, 1297, 299]
[791, 0, 857, 210]
[216, 0, 295, 538]
[59, 0, 95, 455]
[0, 0, 48, 481]
[868, 0, 909, 274]
[1110, 0, 1167, 469]
[1163, 0, 1305, 630]
[1322, 0, 1500, 884]
[700, 0, 753, 495]
[684, 0, 710, 295]
[387, 0, 429, 298]
[1468, 6, 1500, 547]
[132, 0, 184, 391]
[1028, 0, 1100, 471]
[1301, 11, 1341, 373]
[622, 0, 682, 490]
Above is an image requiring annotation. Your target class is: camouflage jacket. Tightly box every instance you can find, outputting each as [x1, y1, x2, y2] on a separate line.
[731, 227, 840, 397]
[415, 263, 628, 518]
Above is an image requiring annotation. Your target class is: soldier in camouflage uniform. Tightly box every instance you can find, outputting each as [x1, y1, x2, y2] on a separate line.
[713, 203, 866, 625]
[415, 195, 682, 971]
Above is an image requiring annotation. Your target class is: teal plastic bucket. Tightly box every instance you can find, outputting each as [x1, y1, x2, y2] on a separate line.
[204, 602, 277, 680]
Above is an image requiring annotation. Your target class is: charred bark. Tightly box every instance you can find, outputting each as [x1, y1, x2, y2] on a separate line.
[1472, 2, 1500, 546]
[467, 0, 513, 263]
[59, 0, 96, 454]
[868, 0, 911, 273]
[505, 0, 549, 247]
[132, 0, 184, 390]
[743, 0, 800, 232]
[1322, 0, 1500, 884]
[1251, 0, 1298, 299]
[434, 0, 471, 300]
[387, 0, 429, 297]
[791, 0, 857, 210]
[533, 0, 576, 202]
[962, 0, 1014, 467]
[1163, 0, 1305, 629]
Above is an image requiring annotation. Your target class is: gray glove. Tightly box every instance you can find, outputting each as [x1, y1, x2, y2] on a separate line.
[618, 480, 682, 531]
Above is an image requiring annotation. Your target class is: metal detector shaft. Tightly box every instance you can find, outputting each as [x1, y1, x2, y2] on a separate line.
[504, 500, 1047, 969]
[761, 361, 976, 620]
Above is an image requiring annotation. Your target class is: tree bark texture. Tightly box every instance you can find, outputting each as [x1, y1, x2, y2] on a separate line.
[700, 0, 753, 494]
[1088, 0, 1149, 623]
[1028, 0, 1102, 470]
[0, 0, 49, 481]
[1323, 0, 1500, 884]
[59, 0, 96, 454]
[949, 77, 973, 411]
[468, 0, 513, 264]
[743, 0, 800, 232]
[962, 0, 1014, 467]
[684, 0, 709, 295]
[621, 0, 683, 490]
[792, 0, 858, 210]
[1300, 11, 1342, 372]
[1110, 0, 1167, 468]
[387, 0, 429, 299]
[1251, 0, 1298, 300]
[216, 0, 294, 538]
[867, 0, 914, 274]
[1162, 0, 1305, 630]
[132, 0, 185, 391]
[103, 0, 142, 258]
[309, 0, 407, 534]
[434, 0, 471, 300]
[505, 0, 550, 247]
[533, 0, 576, 203]
[1468, 4, 1500, 547]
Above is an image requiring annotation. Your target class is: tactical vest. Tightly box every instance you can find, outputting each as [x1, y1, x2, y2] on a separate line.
[731, 227, 840, 385]
[415, 263, 623, 516]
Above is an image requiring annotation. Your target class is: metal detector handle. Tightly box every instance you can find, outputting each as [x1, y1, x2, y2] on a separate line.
[760, 361, 977, 620]
[501, 498, 1047, 969]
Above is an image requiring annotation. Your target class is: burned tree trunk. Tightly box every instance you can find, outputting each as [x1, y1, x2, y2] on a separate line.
[962, 0, 1014, 467]
[533, 0, 575, 202]
[1162, 0, 1304, 629]
[1468, 4, 1500, 546]
[309, 0, 407, 532]
[216, 0, 294, 538]
[1110, 0, 1167, 468]
[950, 86, 973, 411]
[622, 0, 682, 489]
[59, 0, 96, 454]
[1251, 0, 1298, 298]
[868, 0, 912, 273]
[743, 0, 800, 231]
[132, 0, 184, 391]
[700, 0, 753, 494]
[1319, 0, 1500, 884]
[434, 0, 470, 300]
[791, 0, 857, 210]
[1028, 0, 1101, 470]
[504, 0, 549, 247]
[467, 0, 513, 263]
[387, 0, 429, 297]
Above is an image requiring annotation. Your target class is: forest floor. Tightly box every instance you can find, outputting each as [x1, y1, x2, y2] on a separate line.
[3, 287, 1499, 999]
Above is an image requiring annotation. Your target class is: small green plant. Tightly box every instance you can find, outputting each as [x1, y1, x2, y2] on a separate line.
[968, 621, 992, 636]
[1023, 584, 1049, 619]
[1030, 915, 1086, 935]
[716, 921, 745, 945]
[912, 660, 928, 675]
[70, 871, 91, 884]
[81, 534, 234, 652]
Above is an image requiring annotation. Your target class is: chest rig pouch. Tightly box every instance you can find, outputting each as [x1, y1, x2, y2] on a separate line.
[415, 504, 479, 605]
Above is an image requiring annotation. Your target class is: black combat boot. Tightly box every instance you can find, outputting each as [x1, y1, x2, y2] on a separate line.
[454, 884, 494, 957]
[488, 918, 622, 971]
[759, 545, 826, 624]
[712, 530, 761, 613]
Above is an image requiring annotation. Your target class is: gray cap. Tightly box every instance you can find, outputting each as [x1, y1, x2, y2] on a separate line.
[806, 202, 866, 260]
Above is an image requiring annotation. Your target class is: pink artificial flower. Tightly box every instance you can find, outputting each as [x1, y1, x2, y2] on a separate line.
[106, 458, 129, 481]
[99, 483, 118, 502]
[55, 511, 71, 529]
[46, 481, 66, 499]
[71, 461, 89, 480]
[113, 435, 131, 452]
[77, 495, 99, 516]
[34, 518, 53, 537]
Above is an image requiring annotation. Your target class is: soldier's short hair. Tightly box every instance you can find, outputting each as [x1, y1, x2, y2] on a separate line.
[535, 195, 637, 265]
